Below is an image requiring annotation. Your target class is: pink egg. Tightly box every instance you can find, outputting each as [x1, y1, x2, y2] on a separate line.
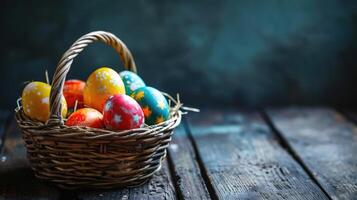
[103, 94, 144, 130]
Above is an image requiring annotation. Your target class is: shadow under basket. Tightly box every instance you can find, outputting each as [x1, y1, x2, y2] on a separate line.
[14, 31, 183, 189]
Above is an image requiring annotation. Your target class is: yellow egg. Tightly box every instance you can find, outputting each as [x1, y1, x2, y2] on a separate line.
[21, 81, 67, 122]
[83, 67, 125, 111]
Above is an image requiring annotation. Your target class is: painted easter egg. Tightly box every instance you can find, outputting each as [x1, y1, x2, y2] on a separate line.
[131, 87, 170, 125]
[103, 94, 144, 130]
[65, 108, 104, 128]
[22, 81, 67, 122]
[83, 67, 125, 111]
[119, 70, 146, 95]
[63, 79, 85, 109]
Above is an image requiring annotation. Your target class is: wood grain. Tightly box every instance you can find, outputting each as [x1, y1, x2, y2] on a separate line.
[266, 107, 357, 200]
[0, 118, 60, 200]
[77, 159, 177, 200]
[167, 123, 211, 199]
[187, 110, 329, 199]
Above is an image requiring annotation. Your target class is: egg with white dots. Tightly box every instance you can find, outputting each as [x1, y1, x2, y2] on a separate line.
[21, 81, 67, 122]
[103, 94, 144, 130]
[119, 70, 146, 95]
[83, 67, 125, 111]
[131, 86, 170, 125]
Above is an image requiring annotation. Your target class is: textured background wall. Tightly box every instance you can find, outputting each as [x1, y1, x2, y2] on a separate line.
[1, 0, 356, 109]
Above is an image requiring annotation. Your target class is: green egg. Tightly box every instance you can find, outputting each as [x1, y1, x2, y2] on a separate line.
[131, 86, 170, 125]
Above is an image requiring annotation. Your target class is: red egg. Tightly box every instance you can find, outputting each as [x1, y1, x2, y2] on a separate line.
[103, 94, 144, 130]
[66, 108, 104, 128]
[63, 79, 86, 108]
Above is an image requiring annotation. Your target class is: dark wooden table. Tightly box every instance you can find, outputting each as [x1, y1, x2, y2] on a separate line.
[1, 108, 357, 200]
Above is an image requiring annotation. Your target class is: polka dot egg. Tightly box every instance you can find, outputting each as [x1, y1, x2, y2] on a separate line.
[21, 81, 67, 122]
[119, 70, 146, 95]
[131, 86, 170, 125]
[83, 67, 125, 111]
[103, 94, 144, 130]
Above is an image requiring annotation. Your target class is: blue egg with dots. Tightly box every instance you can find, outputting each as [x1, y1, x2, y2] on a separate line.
[119, 70, 146, 95]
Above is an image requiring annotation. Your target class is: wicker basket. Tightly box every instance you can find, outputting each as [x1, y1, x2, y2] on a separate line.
[15, 31, 182, 189]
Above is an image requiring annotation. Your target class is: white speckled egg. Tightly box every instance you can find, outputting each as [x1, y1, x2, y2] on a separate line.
[22, 81, 67, 122]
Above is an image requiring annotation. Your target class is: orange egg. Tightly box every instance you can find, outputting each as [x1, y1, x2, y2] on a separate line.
[83, 67, 125, 111]
[63, 79, 85, 108]
[22, 81, 67, 122]
[65, 108, 104, 128]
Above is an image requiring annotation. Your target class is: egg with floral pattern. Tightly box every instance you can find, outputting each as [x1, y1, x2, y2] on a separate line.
[66, 108, 104, 128]
[22, 81, 67, 122]
[83, 67, 125, 111]
[131, 87, 170, 125]
[103, 94, 144, 130]
[119, 70, 146, 95]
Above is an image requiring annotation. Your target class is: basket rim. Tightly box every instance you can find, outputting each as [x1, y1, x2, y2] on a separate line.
[15, 105, 182, 139]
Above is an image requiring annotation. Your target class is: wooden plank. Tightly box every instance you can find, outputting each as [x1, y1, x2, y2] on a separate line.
[77, 159, 177, 200]
[167, 123, 211, 199]
[187, 110, 328, 199]
[266, 107, 357, 200]
[0, 118, 61, 200]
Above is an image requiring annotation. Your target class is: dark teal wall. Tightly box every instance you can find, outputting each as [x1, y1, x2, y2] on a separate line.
[1, 0, 356, 109]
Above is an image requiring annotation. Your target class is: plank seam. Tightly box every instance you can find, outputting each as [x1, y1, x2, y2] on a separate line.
[166, 150, 184, 200]
[259, 109, 333, 200]
[183, 117, 219, 200]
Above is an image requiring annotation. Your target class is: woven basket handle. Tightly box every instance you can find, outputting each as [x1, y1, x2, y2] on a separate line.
[48, 31, 136, 125]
